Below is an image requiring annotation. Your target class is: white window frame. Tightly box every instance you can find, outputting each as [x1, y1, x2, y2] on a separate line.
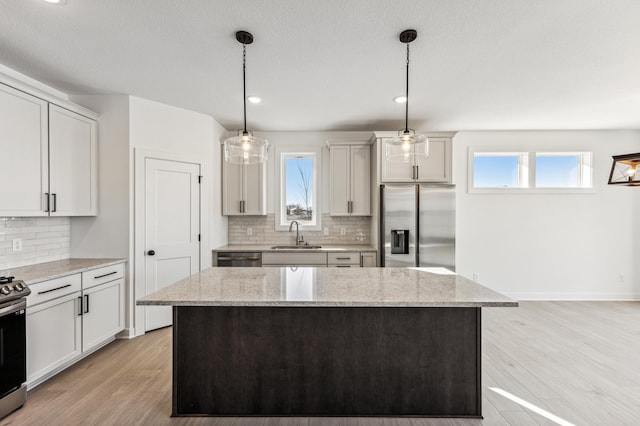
[534, 152, 593, 190]
[468, 149, 594, 194]
[468, 151, 530, 193]
[275, 146, 322, 231]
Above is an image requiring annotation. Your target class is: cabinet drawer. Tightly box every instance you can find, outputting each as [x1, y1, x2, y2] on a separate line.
[82, 263, 125, 290]
[262, 252, 327, 266]
[327, 252, 360, 265]
[27, 274, 82, 307]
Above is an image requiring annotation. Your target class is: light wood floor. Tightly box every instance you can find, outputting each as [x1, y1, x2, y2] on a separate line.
[2, 302, 640, 425]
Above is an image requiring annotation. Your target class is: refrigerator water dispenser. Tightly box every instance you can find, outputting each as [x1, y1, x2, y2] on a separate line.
[390, 230, 409, 254]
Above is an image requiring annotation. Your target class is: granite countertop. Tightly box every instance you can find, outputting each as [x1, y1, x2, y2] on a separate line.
[2, 258, 126, 285]
[138, 267, 517, 308]
[213, 244, 377, 253]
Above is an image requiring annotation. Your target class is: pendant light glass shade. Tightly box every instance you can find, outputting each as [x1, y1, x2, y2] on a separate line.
[385, 29, 429, 165]
[223, 31, 269, 164]
[224, 131, 269, 164]
[386, 130, 429, 164]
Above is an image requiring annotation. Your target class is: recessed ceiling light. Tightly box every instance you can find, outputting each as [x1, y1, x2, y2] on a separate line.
[43, 0, 66, 4]
[247, 96, 262, 104]
[393, 96, 407, 104]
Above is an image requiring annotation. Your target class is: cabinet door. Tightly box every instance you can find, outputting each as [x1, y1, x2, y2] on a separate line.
[329, 146, 350, 215]
[27, 292, 82, 386]
[360, 252, 377, 267]
[415, 138, 450, 183]
[0, 83, 49, 216]
[82, 278, 124, 352]
[350, 145, 371, 215]
[49, 105, 97, 216]
[380, 138, 414, 182]
[222, 159, 243, 215]
[381, 137, 452, 183]
[243, 162, 266, 215]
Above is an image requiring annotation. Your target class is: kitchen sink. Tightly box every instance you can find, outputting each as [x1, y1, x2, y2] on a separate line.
[270, 245, 322, 250]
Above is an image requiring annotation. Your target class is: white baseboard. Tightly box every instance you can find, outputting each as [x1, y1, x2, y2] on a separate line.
[116, 328, 135, 339]
[505, 292, 640, 301]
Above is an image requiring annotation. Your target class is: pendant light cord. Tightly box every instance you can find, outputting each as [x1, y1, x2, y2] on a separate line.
[242, 43, 247, 133]
[405, 43, 410, 133]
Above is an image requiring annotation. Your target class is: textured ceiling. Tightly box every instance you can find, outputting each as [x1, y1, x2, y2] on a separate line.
[1, 0, 639, 132]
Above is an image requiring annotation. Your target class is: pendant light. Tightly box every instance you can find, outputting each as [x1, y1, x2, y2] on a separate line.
[385, 29, 428, 165]
[608, 153, 640, 186]
[223, 31, 269, 164]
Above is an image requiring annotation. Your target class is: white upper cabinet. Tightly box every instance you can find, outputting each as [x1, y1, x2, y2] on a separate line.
[0, 82, 98, 217]
[0, 83, 49, 216]
[380, 135, 453, 183]
[49, 105, 97, 216]
[327, 141, 371, 216]
[222, 151, 267, 215]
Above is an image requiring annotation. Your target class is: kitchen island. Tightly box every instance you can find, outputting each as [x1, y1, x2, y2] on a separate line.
[137, 267, 516, 418]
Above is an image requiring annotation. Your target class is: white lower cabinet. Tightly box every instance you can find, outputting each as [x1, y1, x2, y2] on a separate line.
[27, 291, 82, 385]
[82, 278, 125, 352]
[26, 262, 125, 388]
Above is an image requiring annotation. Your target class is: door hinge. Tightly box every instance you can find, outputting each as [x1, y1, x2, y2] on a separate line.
[198, 175, 202, 184]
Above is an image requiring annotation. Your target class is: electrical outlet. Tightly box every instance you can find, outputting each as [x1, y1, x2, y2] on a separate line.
[472, 272, 480, 282]
[323, 227, 329, 235]
[618, 274, 624, 283]
[12, 238, 23, 252]
[247, 227, 252, 236]
[340, 228, 346, 235]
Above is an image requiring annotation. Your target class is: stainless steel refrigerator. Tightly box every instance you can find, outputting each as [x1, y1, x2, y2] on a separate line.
[380, 184, 455, 271]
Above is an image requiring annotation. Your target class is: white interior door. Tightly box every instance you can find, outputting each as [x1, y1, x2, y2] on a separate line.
[144, 158, 200, 331]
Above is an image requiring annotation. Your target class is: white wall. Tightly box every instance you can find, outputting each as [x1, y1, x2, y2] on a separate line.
[70, 95, 130, 259]
[454, 130, 640, 300]
[210, 121, 228, 250]
[129, 96, 215, 268]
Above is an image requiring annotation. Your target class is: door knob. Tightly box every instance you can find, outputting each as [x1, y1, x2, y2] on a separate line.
[147, 250, 156, 256]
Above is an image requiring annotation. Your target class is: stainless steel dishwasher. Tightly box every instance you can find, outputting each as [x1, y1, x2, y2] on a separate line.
[216, 252, 262, 267]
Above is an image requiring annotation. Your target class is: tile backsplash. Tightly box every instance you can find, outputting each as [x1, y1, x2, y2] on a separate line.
[0, 217, 71, 271]
[228, 214, 371, 246]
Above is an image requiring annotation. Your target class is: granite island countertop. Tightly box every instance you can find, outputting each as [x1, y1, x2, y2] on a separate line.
[138, 267, 517, 308]
[212, 244, 377, 253]
[1, 258, 126, 284]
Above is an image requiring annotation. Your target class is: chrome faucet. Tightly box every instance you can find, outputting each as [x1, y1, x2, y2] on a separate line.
[288, 220, 304, 246]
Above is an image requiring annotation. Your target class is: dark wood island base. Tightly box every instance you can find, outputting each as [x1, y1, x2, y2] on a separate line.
[172, 306, 482, 417]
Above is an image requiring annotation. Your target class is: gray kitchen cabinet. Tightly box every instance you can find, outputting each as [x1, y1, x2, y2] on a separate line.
[379, 135, 453, 183]
[0, 83, 49, 216]
[360, 252, 377, 267]
[221, 151, 266, 215]
[80, 264, 125, 352]
[262, 252, 327, 266]
[26, 274, 83, 387]
[327, 252, 361, 267]
[26, 262, 125, 388]
[327, 141, 371, 216]
[0, 82, 98, 217]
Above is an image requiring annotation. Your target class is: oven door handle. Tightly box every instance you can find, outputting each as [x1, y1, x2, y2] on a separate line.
[0, 299, 26, 316]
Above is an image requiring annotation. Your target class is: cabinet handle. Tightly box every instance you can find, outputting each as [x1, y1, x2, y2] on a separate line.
[94, 271, 117, 279]
[84, 295, 89, 314]
[44, 193, 50, 212]
[37, 284, 72, 295]
[336, 265, 351, 268]
[336, 257, 352, 260]
[240, 200, 245, 213]
[52, 193, 57, 212]
[415, 166, 419, 180]
[78, 296, 83, 316]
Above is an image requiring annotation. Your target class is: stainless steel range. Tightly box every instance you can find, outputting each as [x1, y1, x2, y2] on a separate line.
[0, 275, 31, 420]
